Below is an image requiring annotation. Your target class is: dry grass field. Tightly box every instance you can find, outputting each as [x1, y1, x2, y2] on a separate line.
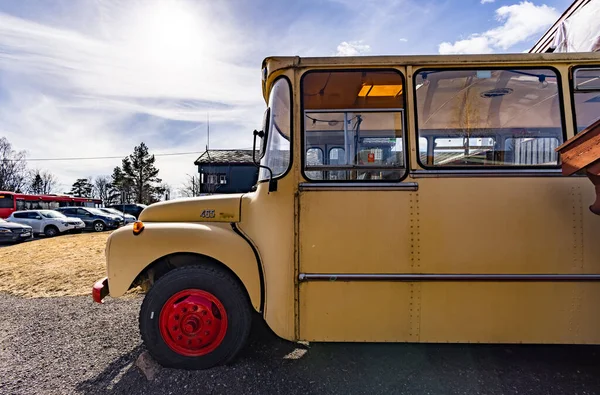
[0, 232, 113, 297]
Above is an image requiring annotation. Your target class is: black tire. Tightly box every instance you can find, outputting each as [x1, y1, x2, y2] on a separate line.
[139, 265, 251, 370]
[92, 221, 105, 232]
[44, 226, 59, 238]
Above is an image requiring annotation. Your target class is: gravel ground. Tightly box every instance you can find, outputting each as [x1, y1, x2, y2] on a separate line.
[1, 294, 600, 395]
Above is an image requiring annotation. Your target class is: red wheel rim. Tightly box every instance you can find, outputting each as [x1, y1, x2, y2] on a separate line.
[159, 289, 228, 357]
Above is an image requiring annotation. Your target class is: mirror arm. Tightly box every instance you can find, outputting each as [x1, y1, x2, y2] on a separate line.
[252, 129, 277, 193]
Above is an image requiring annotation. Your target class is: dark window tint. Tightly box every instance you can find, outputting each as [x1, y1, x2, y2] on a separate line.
[0, 195, 14, 209]
[76, 209, 89, 216]
[28, 212, 41, 219]
[13, 212, 28, 218]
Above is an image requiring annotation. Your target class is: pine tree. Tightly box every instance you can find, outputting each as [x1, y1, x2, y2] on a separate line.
[69, 178, 93, 197]
[29, 174, 44, 194]
[121, 143, 164, 204]
[108, 166, 131, 204]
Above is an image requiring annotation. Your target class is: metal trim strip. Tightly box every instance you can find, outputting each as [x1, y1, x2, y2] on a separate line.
[298, 273, 600, 281]
[298, 182, 419, 191]
[410, 169, 563, 178]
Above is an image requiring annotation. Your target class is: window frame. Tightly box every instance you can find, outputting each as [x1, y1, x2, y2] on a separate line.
[0, 194, 14, 209]
[412, 66, 567, 171]
[206, 174, 218, 185]
[258, 75, 294, 184]
[76, 208, 90, 216]
[300, 68, 409, 183]
[570, 65, 600, 134]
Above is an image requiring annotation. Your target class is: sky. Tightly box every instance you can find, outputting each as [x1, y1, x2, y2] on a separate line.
[0, 0, 572, 195]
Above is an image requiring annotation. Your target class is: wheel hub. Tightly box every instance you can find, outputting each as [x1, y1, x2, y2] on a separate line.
[159, 289, 227, 357]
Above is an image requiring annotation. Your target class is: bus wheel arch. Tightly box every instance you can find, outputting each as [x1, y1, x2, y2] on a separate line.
[132, 252, 258, 311]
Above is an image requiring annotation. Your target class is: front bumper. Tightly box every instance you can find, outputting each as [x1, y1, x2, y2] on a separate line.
[0, 230, 33, 241]
[63, 222, 85, 231]
[92, 277, 109, 303]
[107, 221, 124, 229]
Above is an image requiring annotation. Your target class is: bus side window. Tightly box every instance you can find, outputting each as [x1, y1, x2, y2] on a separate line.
[572, 67, 600, 132]
[306, 147, 324, 180]
[414, 68, 564, 168]
[302, 70, 406, 182]
[329, 147, 346, 180]
[418, 137, 429, 165]
[504, 137, 559, 165]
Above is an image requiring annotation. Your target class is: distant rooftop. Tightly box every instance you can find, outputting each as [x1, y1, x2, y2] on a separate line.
[194, 150, 257, 165]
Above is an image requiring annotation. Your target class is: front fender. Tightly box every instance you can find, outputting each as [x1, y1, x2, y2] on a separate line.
[105, 222, 262, 311]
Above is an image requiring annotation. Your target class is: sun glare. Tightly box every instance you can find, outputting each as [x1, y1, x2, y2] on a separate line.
[129, 0, 206, 64]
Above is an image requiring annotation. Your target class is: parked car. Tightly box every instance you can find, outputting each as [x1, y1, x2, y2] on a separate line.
[108, 203, 147, 219]
[55, 207, 124, 232]
[8, 210, 85, 237]
[97, 207, 136, 224]
[0, 218, 32, 243]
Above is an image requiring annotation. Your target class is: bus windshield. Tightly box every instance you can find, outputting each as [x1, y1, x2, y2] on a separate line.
[259, 78, 291, 181]
[0, 194, 14, 209]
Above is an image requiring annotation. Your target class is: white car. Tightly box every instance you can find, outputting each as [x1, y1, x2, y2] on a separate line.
[7, 210, 86, 237]
[97, 207, 136, 224]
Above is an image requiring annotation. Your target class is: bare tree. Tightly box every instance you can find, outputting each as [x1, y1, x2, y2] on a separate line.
[180, 174, 202, 197]
[28, 169, 57, 194]
[93, 176, 111, 204]
[40, 170, 57, 194]
[160, 183, 172, 201]
[0, 137, 28, 192]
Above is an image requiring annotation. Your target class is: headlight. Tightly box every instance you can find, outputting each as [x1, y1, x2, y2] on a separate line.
[0, 228, 11, 233]
[62, 222, 69, 226]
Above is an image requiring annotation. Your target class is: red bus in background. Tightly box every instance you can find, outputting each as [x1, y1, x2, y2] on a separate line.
[0, 191, 102, 218]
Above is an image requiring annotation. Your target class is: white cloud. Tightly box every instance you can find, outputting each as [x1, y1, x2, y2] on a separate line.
[335, 40, 371, 56]
[439, 1, 559, 54]
[0, 1, 264, 191]
[481, 0, 495, 4]
[439, 36, 494, 54]
[399, 38, 409, 42]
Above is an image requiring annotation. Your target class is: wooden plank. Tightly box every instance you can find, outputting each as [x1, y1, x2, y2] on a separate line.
[557, 119, 600, 176]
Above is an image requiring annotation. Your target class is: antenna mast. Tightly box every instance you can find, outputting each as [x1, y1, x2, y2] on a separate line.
[206, 113, 210, 151]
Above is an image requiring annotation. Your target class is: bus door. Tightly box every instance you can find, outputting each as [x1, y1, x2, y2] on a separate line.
[297, 69, 418, 342]
[405, 66, 600, 343]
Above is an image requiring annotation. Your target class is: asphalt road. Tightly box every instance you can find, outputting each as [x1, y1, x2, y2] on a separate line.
[1, 294, 599, 395]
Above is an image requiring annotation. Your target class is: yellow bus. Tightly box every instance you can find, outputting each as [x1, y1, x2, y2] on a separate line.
[93, 53, 600, 369]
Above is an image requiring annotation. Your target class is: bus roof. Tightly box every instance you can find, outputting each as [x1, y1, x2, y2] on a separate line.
[0, 191, 101, 202]
[261, 52, 600, 101]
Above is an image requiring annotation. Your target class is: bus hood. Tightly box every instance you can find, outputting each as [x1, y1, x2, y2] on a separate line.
[138, 194, 242, 223]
